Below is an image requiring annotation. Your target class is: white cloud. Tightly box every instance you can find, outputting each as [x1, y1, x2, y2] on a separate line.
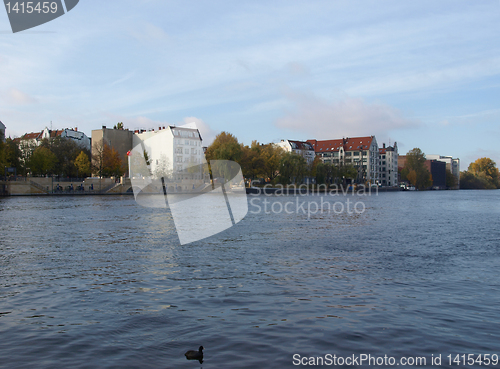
[275, 90, 420, 140]
[128, 22, 169, 43]
[1, 88, 38, 105]
[182, 117, 216, 146]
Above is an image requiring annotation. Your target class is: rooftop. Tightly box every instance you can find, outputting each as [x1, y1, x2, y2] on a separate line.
[307, 136, 374, 153]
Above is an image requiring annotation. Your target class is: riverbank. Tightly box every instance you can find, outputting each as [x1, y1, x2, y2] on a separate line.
[0, 177, 132, 196]
[246, 185, 401, 195]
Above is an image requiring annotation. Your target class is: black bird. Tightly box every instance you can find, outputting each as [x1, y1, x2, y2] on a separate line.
[185, 346, 204, 362]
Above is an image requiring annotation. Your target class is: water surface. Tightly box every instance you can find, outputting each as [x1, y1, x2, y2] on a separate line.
[1, 190, 499, 368]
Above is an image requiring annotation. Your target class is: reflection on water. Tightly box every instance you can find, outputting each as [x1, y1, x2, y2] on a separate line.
[1, 191, 500, 368]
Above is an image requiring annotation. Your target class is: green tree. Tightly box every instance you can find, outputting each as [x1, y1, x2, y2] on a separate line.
[260, 143, 285, 182]
[404, 148, 432, 190]
[445, 169, 457, 189]
[205, 132, 242, 162]
[239, 141, 265, 180]
[40, 137, 89, 177]
[2, 138, 23, 174]
[310, 155, 321, 180]
[339, 164, 358, 185]
[0, 132, 6, 171]
[315, 162, 339, 185]
[74, 151, 91, 177]
[278, 152, 307, 185]
[29, 146, 57, 176]
[113, 122, 124, 130]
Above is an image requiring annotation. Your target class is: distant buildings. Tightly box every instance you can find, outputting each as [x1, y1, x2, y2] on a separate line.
[0, 121, 5, 141]
[427, 155, 460, 189]
[307, 136, 379, 183]
[91, 124, 206, 186]
[14, 127, 91, 168]
[378, 142, 398, 187]
[276, 139, 316, 164]
[426, 160, 447, 189]
[398, 155, 451, 189]
[17, 127, 90, 151]
[11, 121, 462, 191]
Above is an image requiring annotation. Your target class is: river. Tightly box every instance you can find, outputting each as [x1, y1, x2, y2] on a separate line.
[1, 190, 499, 368]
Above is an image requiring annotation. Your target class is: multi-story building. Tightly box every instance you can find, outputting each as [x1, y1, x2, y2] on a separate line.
[307, 136, 379, 183]
[426, 155, 460, 189]
[425, 160, 446, 189]
[91, 126, 134, 168]
[378, 142, 398, 187]
[91, 124, 206, 187]
[132, 124, 205, 183]
[275, 139, 316, 165]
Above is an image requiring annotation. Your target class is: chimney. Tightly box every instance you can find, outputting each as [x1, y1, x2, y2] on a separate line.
[383, 143, 386, 148]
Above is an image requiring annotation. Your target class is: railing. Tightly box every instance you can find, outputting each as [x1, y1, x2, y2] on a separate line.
[29, 180, 49, 193]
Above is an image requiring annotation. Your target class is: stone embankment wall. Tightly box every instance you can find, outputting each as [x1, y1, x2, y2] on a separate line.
[1, 177, 131, 195]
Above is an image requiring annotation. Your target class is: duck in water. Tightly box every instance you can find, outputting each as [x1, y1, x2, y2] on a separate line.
[185, 346, 204, 363]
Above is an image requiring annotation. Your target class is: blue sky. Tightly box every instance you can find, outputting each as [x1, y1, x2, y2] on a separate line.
[1, 0, 499, 170]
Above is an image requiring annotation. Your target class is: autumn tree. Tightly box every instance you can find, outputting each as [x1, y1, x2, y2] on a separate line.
[239, 141, 265, 180]
[74, 151, 91, 177]
[260, 143, 285, 182]
[403, 148, 432, 190]
[461, 157, 500, 189]
[102, 145, 123, 177]
[92, 142, 123, 177]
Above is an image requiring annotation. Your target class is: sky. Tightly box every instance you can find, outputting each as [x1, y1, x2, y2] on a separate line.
[1, 0, 500, 170]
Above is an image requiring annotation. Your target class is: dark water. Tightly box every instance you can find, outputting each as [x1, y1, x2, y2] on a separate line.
[1, 190, 499, 368]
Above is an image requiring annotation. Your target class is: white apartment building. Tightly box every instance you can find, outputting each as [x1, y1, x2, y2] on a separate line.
[131, 124, 206, 184]
[276, 139, 316, 165]
[307, 136, 379, 183]
[378, 142, 398, 187]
